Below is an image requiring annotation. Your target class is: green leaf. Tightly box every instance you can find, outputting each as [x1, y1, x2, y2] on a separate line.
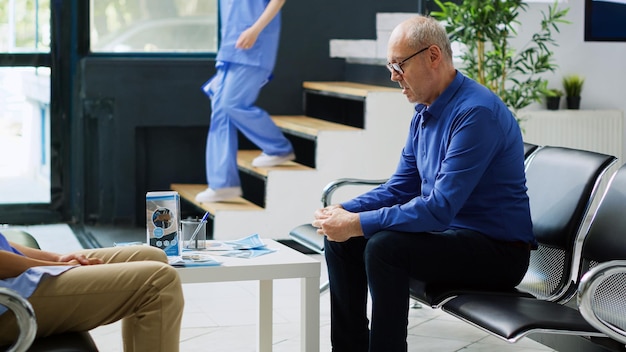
[431, 0, 570, 114]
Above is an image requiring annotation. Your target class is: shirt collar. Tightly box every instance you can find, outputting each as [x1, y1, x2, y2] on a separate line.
[422, 70, 465, 119]
[414, 104, 428, 114]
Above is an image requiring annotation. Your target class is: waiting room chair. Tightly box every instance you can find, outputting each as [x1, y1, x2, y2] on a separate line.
[0, 287, 36, 352]
[523, 142, 539, 160]
[410, 146, 617, 307]
[441, 162, 626, 345]
[576, 162, 626, 345]
[578, 260, 626, 346]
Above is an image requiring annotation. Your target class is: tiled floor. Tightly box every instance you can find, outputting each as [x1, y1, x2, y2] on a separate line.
[15, 224, 556, 352]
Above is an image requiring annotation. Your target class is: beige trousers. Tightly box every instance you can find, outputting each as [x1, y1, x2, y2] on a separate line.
[0, 245, 184, 352]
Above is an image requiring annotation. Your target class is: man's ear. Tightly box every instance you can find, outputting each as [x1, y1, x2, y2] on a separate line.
[428, 45, 442, 68]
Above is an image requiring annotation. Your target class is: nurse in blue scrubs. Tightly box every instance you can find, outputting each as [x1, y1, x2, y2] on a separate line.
[196, 0, 294, 203]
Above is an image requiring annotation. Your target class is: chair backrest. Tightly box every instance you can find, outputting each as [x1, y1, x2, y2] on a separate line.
[577, 163, 626, 343]
[580, 163, 626, 267]
[517, 146, 616, 301]
[523, 142, 539, 159]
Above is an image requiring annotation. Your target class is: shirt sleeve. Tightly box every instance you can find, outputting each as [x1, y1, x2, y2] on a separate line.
[0, 232, 24, 255]
[351, 106, 505, 238]
[341, 114, 423, 213]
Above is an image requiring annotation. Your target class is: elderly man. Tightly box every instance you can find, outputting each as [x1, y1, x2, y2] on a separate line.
[313, 15, 535, 352]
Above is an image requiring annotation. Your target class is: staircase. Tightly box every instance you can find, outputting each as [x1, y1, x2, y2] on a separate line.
[172, 81, 414, 240]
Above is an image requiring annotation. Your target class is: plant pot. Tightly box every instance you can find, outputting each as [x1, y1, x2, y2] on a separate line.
[566, 96, 581, 110]
[546, 97, 561, 110]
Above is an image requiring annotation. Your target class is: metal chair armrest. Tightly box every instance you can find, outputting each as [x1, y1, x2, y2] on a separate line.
[321, 178, 388, 207]
[577, 260, 626, 344]
[287, 177, 387, 295]
[0, 287, 37, 352]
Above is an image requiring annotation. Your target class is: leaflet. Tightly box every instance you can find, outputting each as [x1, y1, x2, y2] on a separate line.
[205, 233, 267, 251]
[186, 233, 276, 258]
[168, 253, 222, 267]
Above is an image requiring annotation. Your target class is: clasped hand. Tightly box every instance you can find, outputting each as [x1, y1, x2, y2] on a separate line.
[312, 205, 364, 242]
[58, 253, 103, 266]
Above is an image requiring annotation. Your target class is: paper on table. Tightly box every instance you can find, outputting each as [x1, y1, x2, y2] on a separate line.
[200, 233, 276, 258]
[168, 253, 222, 267]
[218, 248, 277, 258]
[205, 233, 267, 251]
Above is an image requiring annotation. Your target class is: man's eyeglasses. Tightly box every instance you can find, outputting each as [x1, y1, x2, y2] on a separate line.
[386, 46, 430, 75]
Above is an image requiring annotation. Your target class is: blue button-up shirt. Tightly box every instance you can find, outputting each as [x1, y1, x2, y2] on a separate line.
[342, 71, 535, 245]
[216, 0, 281, 72]
[0, 233, 73, 315]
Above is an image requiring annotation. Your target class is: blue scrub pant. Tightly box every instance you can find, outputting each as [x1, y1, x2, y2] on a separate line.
[324, 229, 530, 352]
[204, 62, 293, 189]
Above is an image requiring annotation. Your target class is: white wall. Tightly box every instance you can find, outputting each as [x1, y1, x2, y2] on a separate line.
[515, 1, 625, 112]
[333, 3, 626, 113]
[515, 1, 626, 160]
[330, 3, 626, 160]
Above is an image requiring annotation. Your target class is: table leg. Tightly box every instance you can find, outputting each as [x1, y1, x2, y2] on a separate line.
[258, 279, 273, 352]
[301, 276, 320, 352]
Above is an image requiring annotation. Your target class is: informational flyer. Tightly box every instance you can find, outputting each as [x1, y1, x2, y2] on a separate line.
[183, 233, 276, 259]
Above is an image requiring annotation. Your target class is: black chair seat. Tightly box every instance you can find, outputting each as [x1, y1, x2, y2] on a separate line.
[0, 331, 98, 352]
[409, 280, 535, 307]
[24, 332, 98, 352]
[443, 294, 600, 342]
[289, 224, 324, 254]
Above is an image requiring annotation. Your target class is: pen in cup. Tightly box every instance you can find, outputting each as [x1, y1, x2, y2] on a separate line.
[185, 211, 209, 249]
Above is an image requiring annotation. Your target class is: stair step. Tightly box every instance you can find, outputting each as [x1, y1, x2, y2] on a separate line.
[171, 151, 312, 216]
[171, 183, 263, 217]
[272, 115, 360, 140]
[303, 81, 398, 98]
[237, 149, 313, 178]
[171, 81, 406, 239]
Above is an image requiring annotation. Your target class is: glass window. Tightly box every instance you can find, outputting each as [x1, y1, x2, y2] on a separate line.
[1, 0, 52, 205]
[0, 67, 51, 204]
[90, 0, 218, 53]
[0, 0, 51, 53]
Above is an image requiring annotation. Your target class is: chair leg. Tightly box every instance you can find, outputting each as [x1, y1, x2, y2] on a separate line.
[320, 280, 330, 295]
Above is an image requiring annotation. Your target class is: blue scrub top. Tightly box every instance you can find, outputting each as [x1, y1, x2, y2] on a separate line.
[216, 0, 281, 72]
[0, 232, 73, 315]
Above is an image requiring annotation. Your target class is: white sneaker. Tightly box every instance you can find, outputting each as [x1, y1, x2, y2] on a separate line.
[252, 152, 295, 167]
[195, 187, 242, 203]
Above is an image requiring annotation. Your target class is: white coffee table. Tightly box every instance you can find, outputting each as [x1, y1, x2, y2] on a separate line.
[175, 239, 321, 352]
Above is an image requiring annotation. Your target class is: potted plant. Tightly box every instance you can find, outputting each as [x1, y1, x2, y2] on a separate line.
[562, 74, 584, 109]
[542, 87, 563, 110]
[431, 0, 570, 121]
